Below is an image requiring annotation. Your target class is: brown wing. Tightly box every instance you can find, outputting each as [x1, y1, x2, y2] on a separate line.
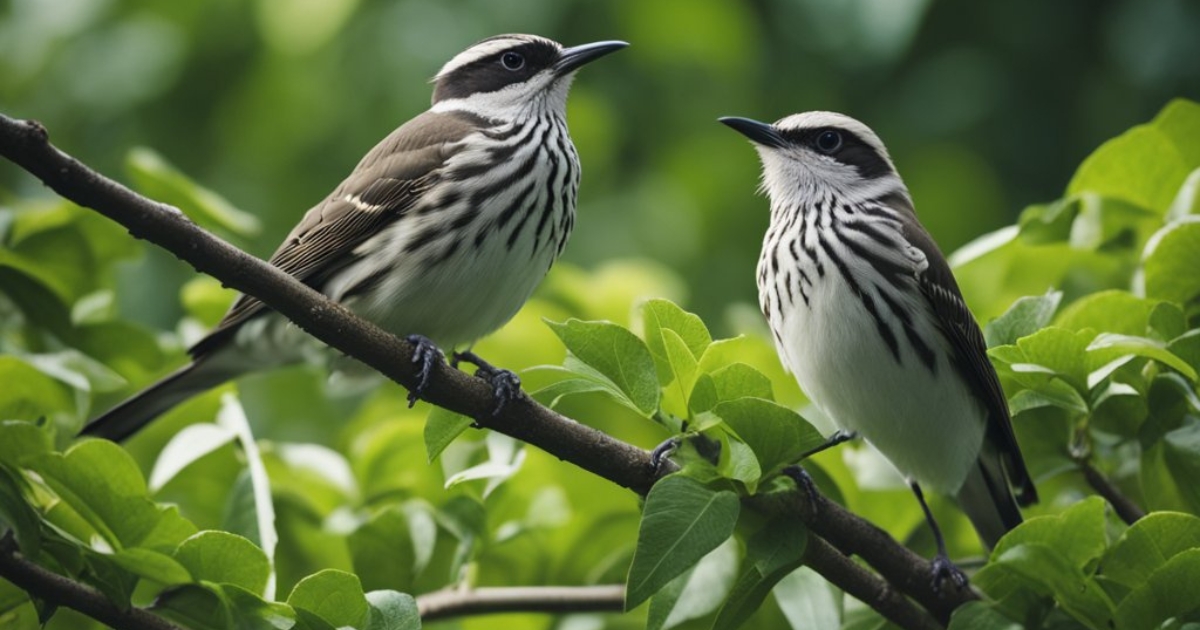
[189, 110, 488, 358]
[891, 194, 1037, 506]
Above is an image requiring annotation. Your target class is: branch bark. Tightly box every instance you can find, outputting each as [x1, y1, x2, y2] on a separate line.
[416, 585, 624, 621]
[0, 534, 183, 630]
[0, 113, 958, 629]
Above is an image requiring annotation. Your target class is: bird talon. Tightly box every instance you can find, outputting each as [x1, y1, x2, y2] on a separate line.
[453, 350, 522, 416]
[783, 465, 823, 515]
[649, 437, 681, 475]
[930, 554, 969, 593]
[406, 335, 446, 407]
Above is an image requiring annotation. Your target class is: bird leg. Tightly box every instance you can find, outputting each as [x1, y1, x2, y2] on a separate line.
[451, 349, 522, 416]
[799, 429, 858, 460]
[909, 480, 969, 592]
[406, 335, 447, 407]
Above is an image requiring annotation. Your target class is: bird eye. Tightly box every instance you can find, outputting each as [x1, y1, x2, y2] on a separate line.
[501, 52, 525, 71]
[815, 130, 842, 154]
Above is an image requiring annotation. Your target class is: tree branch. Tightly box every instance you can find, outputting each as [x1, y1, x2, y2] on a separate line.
[0, 112, 662, 497]
[802, 536, 942, 630]
[0, 534, 183, 630]
[416, 585, 624, 621]
[0, 113, 957, 629]
[1079, 460, 1145, 525]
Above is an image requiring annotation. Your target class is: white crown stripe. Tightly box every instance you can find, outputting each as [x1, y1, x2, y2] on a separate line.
[435, 35, 559, 81]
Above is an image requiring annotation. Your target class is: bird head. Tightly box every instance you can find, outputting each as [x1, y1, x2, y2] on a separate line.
[432, 35, 627, 120]
[720, 112, 906, 205]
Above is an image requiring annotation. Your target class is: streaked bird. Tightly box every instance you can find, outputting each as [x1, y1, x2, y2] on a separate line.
[84, 34, 627, 441]
[720, 112, 1036, 585]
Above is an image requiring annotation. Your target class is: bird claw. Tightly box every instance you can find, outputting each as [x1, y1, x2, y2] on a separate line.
[649, 437, 681, 475]
[783, 465, 822, 515]
[930, 553, 969, 593]
[406, 335, 446, 407]
[452, 350, 522, 416]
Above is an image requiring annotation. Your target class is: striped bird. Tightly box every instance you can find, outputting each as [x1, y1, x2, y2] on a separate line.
[84, 34, 627, 441]
[720, 112, 1037, 586]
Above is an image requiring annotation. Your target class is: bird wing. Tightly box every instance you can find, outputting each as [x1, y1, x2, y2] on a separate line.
[189, 110, 488, 358]
[896, 198, 1038, 506]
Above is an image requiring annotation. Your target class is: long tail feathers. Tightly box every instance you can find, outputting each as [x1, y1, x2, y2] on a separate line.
[955, 443, 1025, 550]
[82, 360, 227, 442]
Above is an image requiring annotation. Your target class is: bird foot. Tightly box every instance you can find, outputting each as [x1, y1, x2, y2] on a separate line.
[783, 465, 822, 515]
[930, 553, 969, 593]
[649, 437, 681, 475]
[452, 350, 522, 416]
[406, 335, 446, 407]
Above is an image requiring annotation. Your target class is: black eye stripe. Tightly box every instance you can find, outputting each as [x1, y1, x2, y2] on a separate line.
[778, 127, 893, 180]
[433, 40, 561, 102]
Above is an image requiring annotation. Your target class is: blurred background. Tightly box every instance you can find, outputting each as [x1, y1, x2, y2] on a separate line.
[2, 0, 1199, 331]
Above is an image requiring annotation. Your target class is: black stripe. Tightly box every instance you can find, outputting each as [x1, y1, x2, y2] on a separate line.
[496, 176, 538, 231]
[818, 232, 900, 362]
[341, 265, 391, 300]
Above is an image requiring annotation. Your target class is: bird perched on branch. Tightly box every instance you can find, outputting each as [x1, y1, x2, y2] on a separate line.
[720, 111, 1037, 587]
[84, 34, 627, 441]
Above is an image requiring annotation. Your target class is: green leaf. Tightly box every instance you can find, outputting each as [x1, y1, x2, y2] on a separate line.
[0, 357, 75, 422]
[109, 547, 192, 586]
[646, 537, 738, 630]
[625, 476, 740, 609]
[773, 566, 840, 630]
[151, 583, 235, 630]
[986, 543, 1115, 630]
[286, 569, 369, 629]
[181, 277, 238, 327]
[126, 147, 261, 237]
[711, 398, 825, 481]
[348, 507, 417, 593]
[364, 590, 421, 630]
[661, 328, 701, 408]
[0, 421, 52, 466]
[1068, 99, 1200, 214]
[547, 319, 661, 416]
[991, 496, 1109, 570]
[984, 290, 1062, 347]
[528, 371, 613, 409]
[1001, 327, 1093, 392]
[1162, 418, 1200, 513]
[423, 406, 474, 463]
[947, 601, 1023, 630]
[1102, 512, 1200, 590]
[1087, 332, 1198, 381]
[1113, 548, 1200, 630]
[223, 584, 300, 630]
[1141, 216, 1200, 305]
[1054, 290, 1157, 337]
[1166, 167, 1200, 221]
[173, 531, 270, 594]
[641, 298, 712, 385]
[712, 517, 808, 630]
[21, 349, 126, 393]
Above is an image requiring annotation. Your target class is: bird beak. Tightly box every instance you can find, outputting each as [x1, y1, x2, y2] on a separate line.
[719, 116, 787, 149]
[555, 40, 629, 76]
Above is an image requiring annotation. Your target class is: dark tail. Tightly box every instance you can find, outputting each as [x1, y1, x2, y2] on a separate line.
[82, 359, 229, 442]
[955, 441, 1026, 549]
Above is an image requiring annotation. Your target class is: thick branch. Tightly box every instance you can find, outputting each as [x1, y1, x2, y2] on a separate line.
[0, 113, 662, 496]
[1079, 460, 1145, 525]
[0, 113, 961, 629]
[802, 536, 941, 630]
[417, 585, 624, 621]
[0, 535, 182, 630]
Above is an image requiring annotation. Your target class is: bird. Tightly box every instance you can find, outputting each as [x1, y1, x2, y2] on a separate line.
[83, 34, 628, 442]
[719, 111, 1037, 586]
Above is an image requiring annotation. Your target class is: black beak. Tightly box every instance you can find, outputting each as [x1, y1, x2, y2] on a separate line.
[555, 40, 629, 75]
[719, 116, 787, 149]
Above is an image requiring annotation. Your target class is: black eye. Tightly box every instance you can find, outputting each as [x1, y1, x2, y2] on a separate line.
[501, 52, 525, 71]
[815, 130, 842, 154]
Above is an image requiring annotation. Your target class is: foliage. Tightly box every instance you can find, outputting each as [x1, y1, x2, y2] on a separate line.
[1, 98, 1198, 629]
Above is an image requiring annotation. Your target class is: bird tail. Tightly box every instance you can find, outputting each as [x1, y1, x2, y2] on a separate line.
[82, 359, 231, 442]
[955, 441, 1025, 550]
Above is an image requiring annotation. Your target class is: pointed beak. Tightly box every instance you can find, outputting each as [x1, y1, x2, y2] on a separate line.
[719, 116, 787, 149]
[555, 40, 629, 76]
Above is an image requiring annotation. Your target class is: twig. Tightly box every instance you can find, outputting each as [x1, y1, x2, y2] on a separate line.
[0, 534, 182, 630]
[417, 585, 624, 621]
[1079, 460, 1145, 525]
